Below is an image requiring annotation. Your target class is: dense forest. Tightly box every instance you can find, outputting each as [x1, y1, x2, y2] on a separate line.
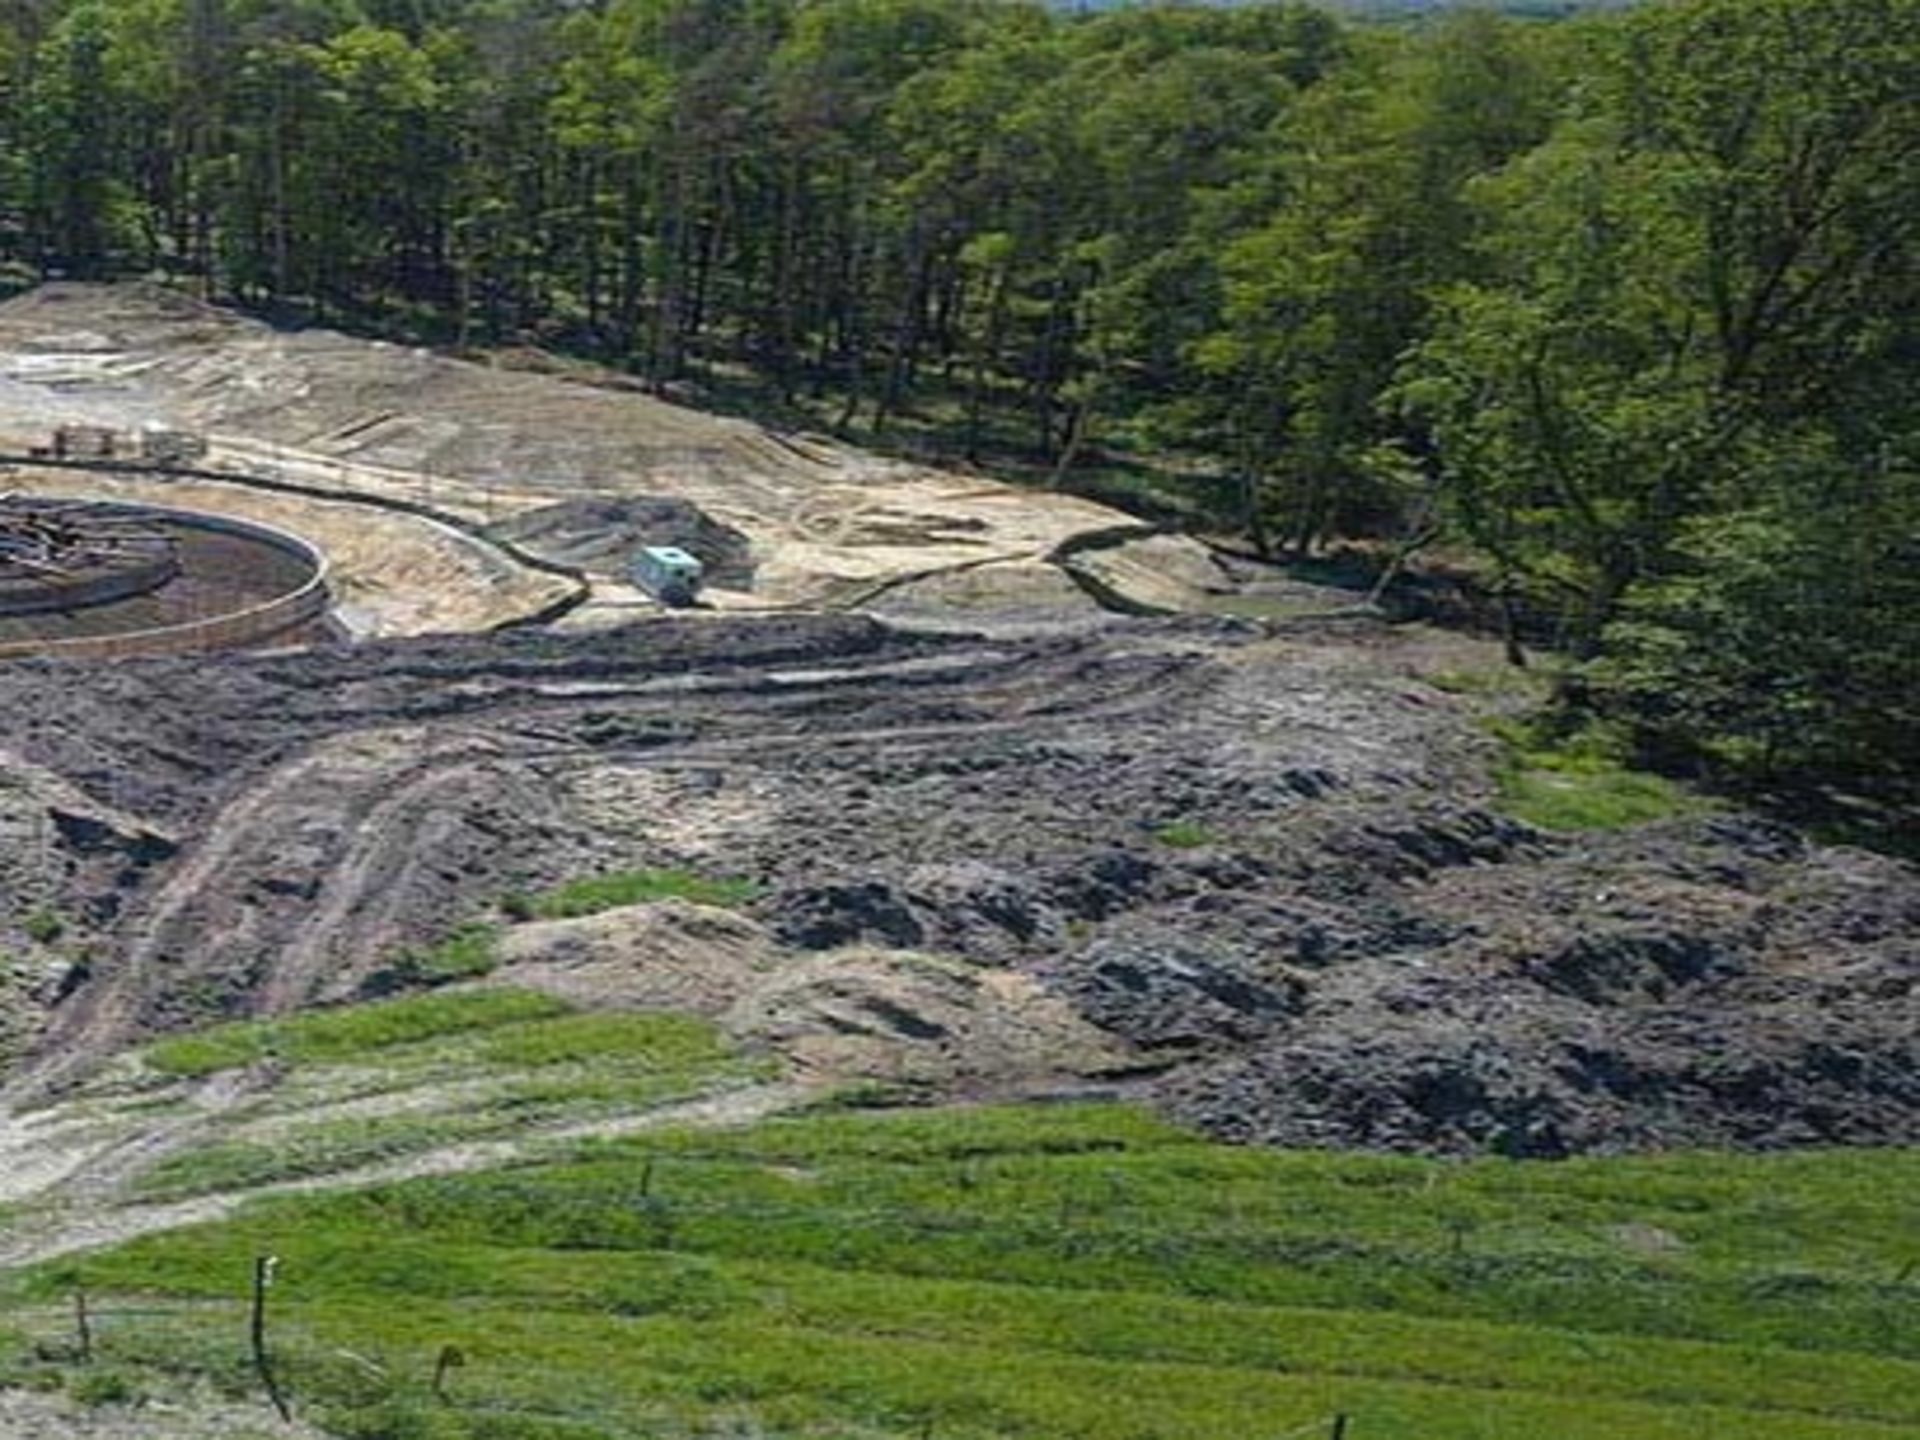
[0, 0, 1915, 816]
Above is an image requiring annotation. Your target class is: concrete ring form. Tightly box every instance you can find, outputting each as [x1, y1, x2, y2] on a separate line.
[0, 496, 331, 661]
[0, 500, 179, 617]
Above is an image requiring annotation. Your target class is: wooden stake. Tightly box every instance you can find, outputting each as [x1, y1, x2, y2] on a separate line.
[251, 1255, 292, 1423]
[433, 1344, 466, 1403]
[73, 1288, 91, 1364]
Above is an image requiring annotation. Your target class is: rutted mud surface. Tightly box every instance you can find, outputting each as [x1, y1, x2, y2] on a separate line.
[1, 612, 1916, 1154]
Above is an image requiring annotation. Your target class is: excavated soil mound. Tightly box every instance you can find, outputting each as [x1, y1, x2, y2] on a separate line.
[493, 900, 776, 1015]
[729, 947, 1131, 1090]
[0, 613, 1913, 1155]
[491, 900, 1133, 1090]
[489, 496, 757, 588]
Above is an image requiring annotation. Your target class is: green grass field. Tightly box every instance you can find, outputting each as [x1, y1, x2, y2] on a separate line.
[145, 988, 571, 1078]
[7, 1103, 1916, 1438]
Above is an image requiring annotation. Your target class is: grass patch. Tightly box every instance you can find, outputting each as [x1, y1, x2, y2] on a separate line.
[21, 1104, 1920, 1439]
[1489, 717, 1706, 831]
[475, 1010, 737, 1070]
[1498, 763, 1699, 831]
[145, 987, 568, 1077]
[360, 922, 503, 994]
[69, 1369, 141, 1407]
[1152, 822, 1217, 849]
[130, 1113, 521, 1199]
[22, 909, 63, 945]
[507, 869, 761, 922]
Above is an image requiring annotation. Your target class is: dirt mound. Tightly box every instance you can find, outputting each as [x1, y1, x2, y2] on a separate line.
[488, 496, 757, 588]
[1159, 817, 1920, 1155]
[493, 900, 776, 1014]
[863, 559, 1111, 633]
[0, 612, 1913, 1154]
[1059, 533, 1236, 614]
[727, 948, 1132, 1089]
[493, 899, 1133, 1090]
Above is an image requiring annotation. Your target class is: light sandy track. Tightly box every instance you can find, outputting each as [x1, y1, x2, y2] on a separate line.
[0, 1080, 816, 1270]
[0, 1385, 335, 1438]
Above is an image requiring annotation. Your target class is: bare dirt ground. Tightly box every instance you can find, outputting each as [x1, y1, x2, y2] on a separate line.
[0, 283, 1234, 619]
[0, 279, 1911, 1318]
[0, 286, 1906, 1440]
[0, 612, 1912, 1161]
[0, 1386, 328, 1439]
[490, 900, 1135, 1089]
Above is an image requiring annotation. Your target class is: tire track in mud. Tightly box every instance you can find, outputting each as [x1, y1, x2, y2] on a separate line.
[249, 735, 574, 1014]
[15, 733, 570, 1096]
[8, 621, 1213, 1098]
[17, 612, 1909, 1158]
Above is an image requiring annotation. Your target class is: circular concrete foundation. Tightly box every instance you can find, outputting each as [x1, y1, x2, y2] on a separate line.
[0, 497, 181, 617]
[0, 496, 330, 660]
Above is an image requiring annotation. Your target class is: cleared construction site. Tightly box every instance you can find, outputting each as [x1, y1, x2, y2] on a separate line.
[0, 282, 1912, 1167]
[0, 282, 1258, 645]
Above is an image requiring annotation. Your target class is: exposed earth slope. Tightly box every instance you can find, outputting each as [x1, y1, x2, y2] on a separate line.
[1, 613, 1913, 1155]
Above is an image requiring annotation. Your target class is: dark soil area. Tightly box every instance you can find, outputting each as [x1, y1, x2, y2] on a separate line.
[0, 612, 1914, 1154]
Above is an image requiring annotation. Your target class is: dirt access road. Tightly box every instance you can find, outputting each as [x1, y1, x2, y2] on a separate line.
[0, 612, 1913, 1157]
